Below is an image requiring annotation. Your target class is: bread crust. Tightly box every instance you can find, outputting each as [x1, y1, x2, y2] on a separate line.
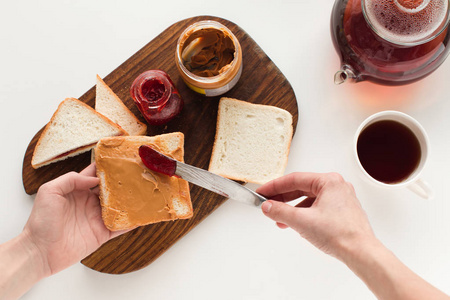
[96, 75, 147, 136]
[31, 98, 127, 169]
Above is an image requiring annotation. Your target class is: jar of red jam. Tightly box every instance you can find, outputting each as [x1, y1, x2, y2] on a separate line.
[130, 70, 183, 125]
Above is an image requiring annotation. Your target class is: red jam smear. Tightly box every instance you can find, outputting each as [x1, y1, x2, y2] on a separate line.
[130, 70, 183, 125]
[139, 145, 178, 177]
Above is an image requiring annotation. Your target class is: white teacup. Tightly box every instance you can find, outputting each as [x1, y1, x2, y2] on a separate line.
[353, 111, 433, 200]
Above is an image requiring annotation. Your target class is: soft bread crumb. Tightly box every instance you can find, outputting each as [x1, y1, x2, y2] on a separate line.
[31, 98, 126, 169]
[209, 97, 293, 184]
[95, 75, 147, 136]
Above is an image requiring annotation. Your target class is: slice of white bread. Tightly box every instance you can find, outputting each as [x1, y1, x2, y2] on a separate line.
[95, 75, 147, 136]
[208, 97, 293, 184]
[31, 98, 127, 169]
[95, 133, 193, 231]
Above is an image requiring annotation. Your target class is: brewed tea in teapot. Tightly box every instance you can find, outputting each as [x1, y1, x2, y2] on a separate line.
[331, 0, 450, 85]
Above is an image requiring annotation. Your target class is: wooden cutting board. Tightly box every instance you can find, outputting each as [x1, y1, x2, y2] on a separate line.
[22, 16, 298, 274]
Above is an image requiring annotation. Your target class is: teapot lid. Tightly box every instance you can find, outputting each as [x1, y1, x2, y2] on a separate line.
[362, 0, 450, 46]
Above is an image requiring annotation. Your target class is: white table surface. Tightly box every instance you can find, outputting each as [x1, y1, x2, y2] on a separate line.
[1, 0, 449, 299]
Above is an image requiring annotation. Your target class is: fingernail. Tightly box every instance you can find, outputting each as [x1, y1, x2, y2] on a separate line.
[261, 201, 272, 213]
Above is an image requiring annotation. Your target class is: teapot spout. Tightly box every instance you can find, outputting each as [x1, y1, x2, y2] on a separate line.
[334, 66, 357, 84]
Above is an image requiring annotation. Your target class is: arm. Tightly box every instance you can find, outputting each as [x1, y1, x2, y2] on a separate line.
[0, 233, 47, 300]
[257, 172, 448, 300]
[0, 164, 128, 300]
[344, 237, 448, 300]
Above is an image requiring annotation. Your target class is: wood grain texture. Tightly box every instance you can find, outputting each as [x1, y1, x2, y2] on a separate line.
[22, 16, 299, 274]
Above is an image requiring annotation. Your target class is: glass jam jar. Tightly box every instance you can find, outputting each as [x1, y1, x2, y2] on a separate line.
[130, 70, 183, 125]
[175, 20, 243, 97]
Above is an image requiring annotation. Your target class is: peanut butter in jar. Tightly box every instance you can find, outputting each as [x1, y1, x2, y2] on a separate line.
[175, 20, 243, 97]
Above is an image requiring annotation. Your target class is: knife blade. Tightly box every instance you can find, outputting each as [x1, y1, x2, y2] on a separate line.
[139, 145, 267, 206]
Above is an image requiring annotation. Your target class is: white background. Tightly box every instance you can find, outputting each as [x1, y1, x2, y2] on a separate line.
[1, 0, 449, 299]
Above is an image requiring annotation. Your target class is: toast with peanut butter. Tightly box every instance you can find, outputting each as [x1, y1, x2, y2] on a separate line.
[95, 133, 193, 231]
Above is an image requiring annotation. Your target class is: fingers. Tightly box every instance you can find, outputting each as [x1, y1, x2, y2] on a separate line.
[84, 163, 100, 195]
[276, 222, 289, 229]
[296, 197, 316, 208]
[261, 200, 308, 230]
[109, 227, 136, 240]
[40, 164, 99, 195]
[262, 196, 315, 230]
[256, 172, 325, 201]
[274, 197, 316, 229]
[80, 163, 97, 177]
[91, 186, 100, 196]
[269, 190, 307, 203]
[50, 171, 100, 195]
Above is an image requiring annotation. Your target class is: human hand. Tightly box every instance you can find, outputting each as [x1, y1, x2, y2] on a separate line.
[23, 163, 128, 277]
[256, 172, 375, 261]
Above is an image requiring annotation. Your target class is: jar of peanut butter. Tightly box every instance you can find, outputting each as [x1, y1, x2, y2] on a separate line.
[175, 20, 243, 97]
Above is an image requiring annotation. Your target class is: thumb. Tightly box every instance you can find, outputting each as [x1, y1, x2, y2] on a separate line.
[261, 200, 303, 229]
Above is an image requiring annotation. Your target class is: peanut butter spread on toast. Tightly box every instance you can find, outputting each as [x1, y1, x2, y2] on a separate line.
[96, 137, 183, 228]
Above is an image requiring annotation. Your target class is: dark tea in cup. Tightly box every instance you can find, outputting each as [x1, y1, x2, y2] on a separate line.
[353, 111, 433, 199]
[357, 120, 421, 183]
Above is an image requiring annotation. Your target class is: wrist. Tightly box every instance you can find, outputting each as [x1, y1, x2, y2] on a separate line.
[18, 230, 51, 280]
[337, 235, 406, 299]
[336, 232, 385, 266]
[0, 231, 50, 299]
[336, 233, 449, 300]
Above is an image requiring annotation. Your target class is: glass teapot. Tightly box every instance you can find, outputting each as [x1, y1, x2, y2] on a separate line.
[331, 0, 450, 85]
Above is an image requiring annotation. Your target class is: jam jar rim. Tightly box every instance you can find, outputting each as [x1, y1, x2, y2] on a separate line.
[131, 70, 172, 109]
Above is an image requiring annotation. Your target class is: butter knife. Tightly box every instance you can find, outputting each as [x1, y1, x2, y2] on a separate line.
[139, 145, 267, 206]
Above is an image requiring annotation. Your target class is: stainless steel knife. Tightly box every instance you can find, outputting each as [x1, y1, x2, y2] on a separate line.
[139, 145, 267, 206]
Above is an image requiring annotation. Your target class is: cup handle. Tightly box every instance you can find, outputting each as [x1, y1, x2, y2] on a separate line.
[408, 178, 434, 200]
